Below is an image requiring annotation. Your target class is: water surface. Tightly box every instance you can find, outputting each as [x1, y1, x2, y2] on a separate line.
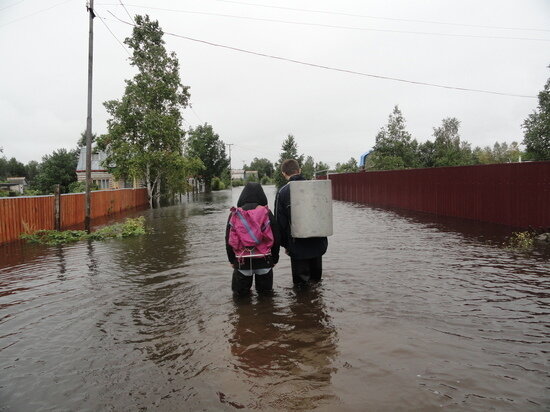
[1, 186, 549, 411]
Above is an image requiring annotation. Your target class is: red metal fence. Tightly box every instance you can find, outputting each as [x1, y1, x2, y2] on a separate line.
[329, 161, 550, 228]
[0, 188, 148, 245]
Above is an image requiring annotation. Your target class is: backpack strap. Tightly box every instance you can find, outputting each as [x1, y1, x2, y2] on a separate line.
[235, 208, 260, 245]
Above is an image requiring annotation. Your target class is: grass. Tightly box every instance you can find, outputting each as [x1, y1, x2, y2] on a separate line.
[21, 217, 146, 245]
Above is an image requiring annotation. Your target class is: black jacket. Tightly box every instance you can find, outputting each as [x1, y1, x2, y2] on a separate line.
[225, 183, 280, 269]
[275, 174, 328, 259]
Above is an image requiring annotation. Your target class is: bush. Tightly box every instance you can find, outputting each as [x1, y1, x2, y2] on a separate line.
[506, 231, 535, 250]
[68, 181, 98, 193]
[21, 217, 146, 245]
[232, 178, 244, 187]
[211, 177, 226, 191]
[260, 176, 272, 185]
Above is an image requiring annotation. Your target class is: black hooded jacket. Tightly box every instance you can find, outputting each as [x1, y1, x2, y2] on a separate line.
[275, 174, 328, 259]
[225, 183, 280, 269]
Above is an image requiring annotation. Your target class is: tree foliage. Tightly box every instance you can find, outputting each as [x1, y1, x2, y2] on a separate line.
[249, 157, 274, 179]
[275, 134, 303, 188]
[522, 75, 550, 161]
[185, 123, 229, 192]
[97, 15, 191, 207]
[431, 117, 473, 167]
[33, 149, 78, 194]
[371, 106, 418, 170]
[301, 156, 315, 179]
[335, 157, 359, 173]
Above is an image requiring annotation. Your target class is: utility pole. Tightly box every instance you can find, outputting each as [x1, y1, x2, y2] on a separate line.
[84, 0, 95, 233]
[226, 143, 233, 191]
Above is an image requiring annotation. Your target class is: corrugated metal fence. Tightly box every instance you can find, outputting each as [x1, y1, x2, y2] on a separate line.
[0, 188, 148, 244]
[329, 161, 550, 228]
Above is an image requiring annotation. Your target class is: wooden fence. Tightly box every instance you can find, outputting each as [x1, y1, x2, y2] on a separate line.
[0, 188, 148, 245]
[328, 161, 550, 229]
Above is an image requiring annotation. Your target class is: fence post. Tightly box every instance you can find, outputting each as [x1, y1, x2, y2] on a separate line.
[54, 184, 61, 231]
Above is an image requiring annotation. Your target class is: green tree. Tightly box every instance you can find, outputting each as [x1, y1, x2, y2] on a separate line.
[315, 161, 330, 172]
[34, 149, 78, 194]
[335, 157, 359, 173]
[185, 123, 229, 192]
[25, 160, 40, 185]
[473, 141, 522, 164]
[417, 140, 436, 168]
[97, 15, 191, 207]
[432, 118, 473, 166]
[274, 134, 304, 188]
[371, 106, 418, 170]
[7, 157, 26, 177]
[522, 75, 550, 161]
[301, 156, 315, 179]
[249, 157, 274, 179]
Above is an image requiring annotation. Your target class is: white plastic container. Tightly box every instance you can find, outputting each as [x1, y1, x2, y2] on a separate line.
[290, 180, 333, 238]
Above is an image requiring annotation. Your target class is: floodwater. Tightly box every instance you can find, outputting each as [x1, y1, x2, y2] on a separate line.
[1, 185, 549, 411]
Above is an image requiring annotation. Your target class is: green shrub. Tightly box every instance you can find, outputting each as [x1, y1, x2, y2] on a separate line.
[506, 231, 535, 250]
[211, 177, 225, 191]
[21, 217, 146, 245]
[260, 176, 272, 185]
[232, 178, 244, 187]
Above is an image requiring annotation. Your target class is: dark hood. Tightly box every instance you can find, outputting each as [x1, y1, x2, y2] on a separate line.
[237, 182, 268, 207]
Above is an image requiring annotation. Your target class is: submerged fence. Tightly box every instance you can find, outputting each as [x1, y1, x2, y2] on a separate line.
[329, 161, 550, 228]
[0, 188, 148, 245]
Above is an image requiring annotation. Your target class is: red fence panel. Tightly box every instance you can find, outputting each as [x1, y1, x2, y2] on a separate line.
[0, 188, 149, 244]
[329, 161, 550, 228]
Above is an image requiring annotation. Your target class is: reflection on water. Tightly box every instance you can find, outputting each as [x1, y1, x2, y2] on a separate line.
[228, 289, 337, 410]
[0, 186, 549, 411]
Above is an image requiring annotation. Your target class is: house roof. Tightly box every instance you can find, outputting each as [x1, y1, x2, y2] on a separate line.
[6, 177, 27, 185]
[76, 147, 109, 171]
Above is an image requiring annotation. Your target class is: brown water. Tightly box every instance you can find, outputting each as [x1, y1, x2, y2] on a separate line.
[1, 185, 549, 411]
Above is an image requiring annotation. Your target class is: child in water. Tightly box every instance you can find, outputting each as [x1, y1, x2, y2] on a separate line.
[226, 182, 280, 296]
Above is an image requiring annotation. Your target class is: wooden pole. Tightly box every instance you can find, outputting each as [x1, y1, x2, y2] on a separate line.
[84, 0, 95, 233]
[54, 184, 61, 231]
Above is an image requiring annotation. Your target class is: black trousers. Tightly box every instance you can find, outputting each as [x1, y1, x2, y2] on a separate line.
[290, 256, 323, 285]
[232, 268, 273, 296]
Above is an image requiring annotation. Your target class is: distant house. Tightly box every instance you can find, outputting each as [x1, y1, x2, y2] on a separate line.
[230, 169, 258, 180]
[6, 177, 27, 194]
[76, 147, 137, 189]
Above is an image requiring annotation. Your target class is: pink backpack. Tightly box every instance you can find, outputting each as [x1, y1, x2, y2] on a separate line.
[228, 206, 274, 260]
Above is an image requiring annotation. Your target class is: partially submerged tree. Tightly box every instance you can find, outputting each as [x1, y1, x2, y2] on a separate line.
[522, 74, 550, 161]
[98, 15, 191, 207]
[185, 123, 229, 192]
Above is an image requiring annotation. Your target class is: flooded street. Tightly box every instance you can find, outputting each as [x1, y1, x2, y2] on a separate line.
[1, 185, 549, 411]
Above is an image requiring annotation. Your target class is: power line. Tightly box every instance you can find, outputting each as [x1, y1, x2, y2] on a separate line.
[96, 10, 131, 55]
[118, 0, 134, 24]
[104, 15, 537, 99]
[0, 0, 25, 13]
[213, 0, 550, 33]
[0, 0, 75, 28]
[99, 4, 550, 43]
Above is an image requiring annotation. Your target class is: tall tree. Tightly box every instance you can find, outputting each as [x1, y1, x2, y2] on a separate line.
[301, 156, 315, 179]
[249, 157, 274, 179]
[335, 157, 359, 173]
[185, 123, 229, 192]
[432, 117, 473, 167]
[33, 149, 78, 194]
[274, 134, 303, 188]
[7, 157, 27, 177]
[522, 75, 550, 161]
[371, 106, 418, 170]
[97, 15, 191, 207]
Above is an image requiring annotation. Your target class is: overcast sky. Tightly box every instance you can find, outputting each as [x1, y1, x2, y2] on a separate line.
[0, 0, 549, 168]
